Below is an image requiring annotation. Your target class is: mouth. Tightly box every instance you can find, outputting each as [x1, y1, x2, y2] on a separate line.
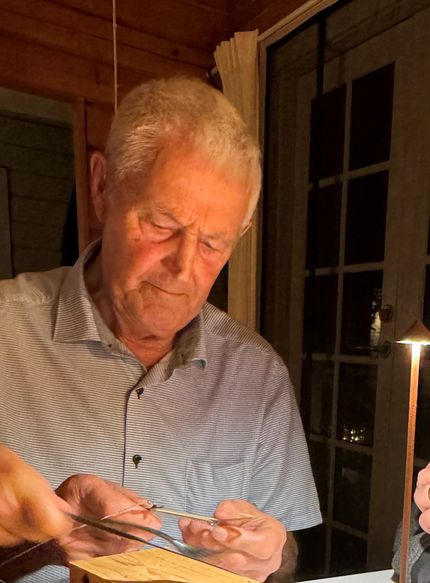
[147, 282, 186, 296]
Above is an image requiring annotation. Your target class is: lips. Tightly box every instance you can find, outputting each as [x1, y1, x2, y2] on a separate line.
[147, 282, 187, 296]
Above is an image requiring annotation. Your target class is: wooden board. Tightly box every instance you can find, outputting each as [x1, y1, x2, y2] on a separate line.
[69, 548, 259, 583]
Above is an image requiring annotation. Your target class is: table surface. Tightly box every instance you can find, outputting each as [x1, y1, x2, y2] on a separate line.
[303, 569, 394, 582]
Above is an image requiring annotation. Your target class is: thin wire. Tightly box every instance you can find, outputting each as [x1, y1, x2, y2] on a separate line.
[0, 501, 148, 569]
[112, 0, 118, 112]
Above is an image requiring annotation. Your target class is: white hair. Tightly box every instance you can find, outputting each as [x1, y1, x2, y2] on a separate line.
[104, 76, 261, 224]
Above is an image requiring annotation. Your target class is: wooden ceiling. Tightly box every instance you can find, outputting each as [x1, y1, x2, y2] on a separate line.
[0, 0, 308, 147]
[0, 0, 309, 99]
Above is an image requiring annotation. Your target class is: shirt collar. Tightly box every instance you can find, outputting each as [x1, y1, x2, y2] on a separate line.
[173, 311, 208, 370]
[53, 240, 208, 369]
[53, 241, 102, 344]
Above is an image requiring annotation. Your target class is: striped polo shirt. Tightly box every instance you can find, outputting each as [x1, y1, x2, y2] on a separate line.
[0, 244, 321, 582]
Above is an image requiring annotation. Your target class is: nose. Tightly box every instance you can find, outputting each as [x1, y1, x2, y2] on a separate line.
[162, 233, 196, 280]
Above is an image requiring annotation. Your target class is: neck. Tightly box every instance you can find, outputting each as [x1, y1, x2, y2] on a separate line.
[84, 254, 175, 368]
[117, 334, 175, 368]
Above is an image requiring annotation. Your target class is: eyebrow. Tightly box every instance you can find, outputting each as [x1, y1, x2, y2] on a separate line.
[148, 207, 182, 226]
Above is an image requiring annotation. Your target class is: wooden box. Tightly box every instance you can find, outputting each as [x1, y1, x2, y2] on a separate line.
[69, 548, 259, 583]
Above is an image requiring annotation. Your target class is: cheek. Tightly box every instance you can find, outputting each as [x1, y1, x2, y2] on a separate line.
[112, 241, 159, 282]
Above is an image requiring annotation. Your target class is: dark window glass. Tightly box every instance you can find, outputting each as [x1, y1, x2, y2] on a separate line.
[308, 439, 330, 514]
[331, 529, 367, 576]
[309, 85, 346, 180]
[423, 266, 430, 331]
[337, 364, 377, 446]
[302, 360, 333, 437]
[341, 271, 383, 355]
[428, 218, 430, 255]
[333, 448, 372, 532]
[295, 524, 327, 581]
[303, 275, 337, 353]
[208, 263, 228, 311]
[306, 184, 342, 269]
[415, 365, 430, 460]
[349, 63, 395, 169]
[345, 172, 388, 265]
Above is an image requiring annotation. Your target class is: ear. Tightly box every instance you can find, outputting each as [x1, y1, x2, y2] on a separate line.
[89, 151, 108, 223]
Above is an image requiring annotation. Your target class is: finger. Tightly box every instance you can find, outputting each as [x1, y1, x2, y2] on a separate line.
[416, 465, 430, 488]
[0, 524, 22, 546]
[214, 499, 260, 521]
[179, 519, 225, 553]
[22, 493, 74, 540]
[419, 509, 430, 534]
[117, 507, 162, 529]
[414, 483, 430, 512]
[104, 481, 147, 505]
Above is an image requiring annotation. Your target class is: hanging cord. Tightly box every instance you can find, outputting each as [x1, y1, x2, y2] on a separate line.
[112, 0, 118, 112]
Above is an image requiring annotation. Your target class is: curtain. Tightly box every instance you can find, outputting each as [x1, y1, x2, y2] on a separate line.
[214, 30, 260, 330]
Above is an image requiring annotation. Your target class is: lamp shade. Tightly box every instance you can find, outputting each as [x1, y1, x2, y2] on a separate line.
[397, 320, 430, 345]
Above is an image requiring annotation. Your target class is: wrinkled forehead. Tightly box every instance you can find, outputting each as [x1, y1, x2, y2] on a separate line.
[118, 139, 255, 202]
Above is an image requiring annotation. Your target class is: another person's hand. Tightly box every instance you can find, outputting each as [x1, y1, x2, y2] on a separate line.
[179, 500, 286, 582]
[415, 463, 430, 533]
[0, 445, 73, 546]
[55, 474, 162, 561]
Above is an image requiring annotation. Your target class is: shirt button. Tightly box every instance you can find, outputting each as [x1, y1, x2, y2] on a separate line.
[136, 388, 144, 399]
[132, 454, 142, 468]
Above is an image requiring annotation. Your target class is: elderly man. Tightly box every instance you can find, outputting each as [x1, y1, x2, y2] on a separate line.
[0, 77, 321, 582]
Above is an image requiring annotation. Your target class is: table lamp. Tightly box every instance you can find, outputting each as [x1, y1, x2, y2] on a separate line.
[397, 320, 430, 583]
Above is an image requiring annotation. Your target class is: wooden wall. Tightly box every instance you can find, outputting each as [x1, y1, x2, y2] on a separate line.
[0, 0, 310, 245]
[0, 0, 310, 147]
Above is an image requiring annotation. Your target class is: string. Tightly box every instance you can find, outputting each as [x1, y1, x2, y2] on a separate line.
[0, 500, 149, 569]
[112, 0, 118, 112]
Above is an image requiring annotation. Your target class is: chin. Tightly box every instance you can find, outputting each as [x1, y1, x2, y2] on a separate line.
[141, 311, 190, 338]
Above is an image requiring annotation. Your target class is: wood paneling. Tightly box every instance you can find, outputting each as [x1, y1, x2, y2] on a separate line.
[239, 0, 311, 33]
[0, 0, 313, 250]
[0, 0, 311, 140]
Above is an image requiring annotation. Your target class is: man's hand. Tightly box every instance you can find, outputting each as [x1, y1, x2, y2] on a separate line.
[179, 500, 287, 582]
[55, 474, 162, 561]
[0, 445, 73, 546]
[414, 463, 430, 533]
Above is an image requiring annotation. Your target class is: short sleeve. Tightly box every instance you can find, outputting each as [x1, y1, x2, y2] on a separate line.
[248, 360, 322, 531]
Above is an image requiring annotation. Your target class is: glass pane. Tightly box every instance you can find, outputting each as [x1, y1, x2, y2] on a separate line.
[331, 529, 367, 576]
[345, 172, 388, 265]
[309, 84, 346, 180]
[308, 439, 330, 515]
[333, 448, 372, 532]
[207, 263, 228, 311]
[341, 271, 383, 355]
[349, 63, 395, 170]
[306, 184, 342, 269]
[337, 364, 377, 446]
[302, 360, 333, 437]
[428, 218, 430, 255]
[423, 266, 430, 331]
[295, 524, 327, 581]
[303, 275, 337, 354]
[415, 364, 430, 460]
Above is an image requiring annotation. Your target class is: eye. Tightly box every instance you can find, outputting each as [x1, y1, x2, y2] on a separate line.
[141, 219, 174, 240]
[200, 240, 222, 256]
[152, 223, 171, 232]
